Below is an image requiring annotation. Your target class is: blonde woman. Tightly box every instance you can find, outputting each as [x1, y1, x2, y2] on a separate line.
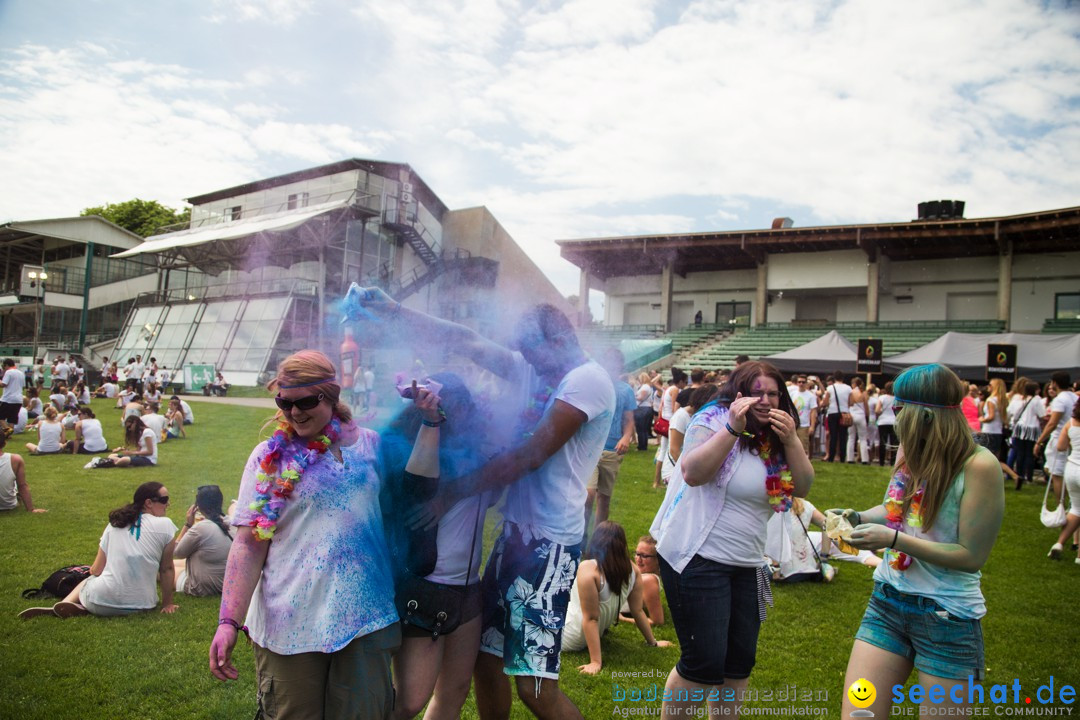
[836, 364, 1003, 717]
[979, 378, 1007, 456]
[25, 406, 65, 454]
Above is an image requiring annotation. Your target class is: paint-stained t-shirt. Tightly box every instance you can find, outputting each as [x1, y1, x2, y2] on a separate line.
[234, 428, 397, 654]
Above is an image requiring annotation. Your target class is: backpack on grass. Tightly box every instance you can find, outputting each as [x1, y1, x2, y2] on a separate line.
[21, 565, 91, 600]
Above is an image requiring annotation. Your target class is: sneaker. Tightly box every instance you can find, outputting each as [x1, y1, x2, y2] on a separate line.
[84, 457, 100, 469]
[1049, 543, 1063, 560]
[18, 606, 57, 620]
[53, 601, 89, 618]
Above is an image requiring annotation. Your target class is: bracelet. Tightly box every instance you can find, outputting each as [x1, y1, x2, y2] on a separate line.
[725, 422, 752, 439]
[183, 523, 193, 529]
[853, 511, 862, 526]
[219, 617, 250, 638]
[890, 529, 899, 549]
[421, 417, 446, 427]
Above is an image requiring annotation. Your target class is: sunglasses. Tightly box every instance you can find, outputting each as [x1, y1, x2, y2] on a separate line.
[151, 495, 169, 505]
[275, 393, 325, 412]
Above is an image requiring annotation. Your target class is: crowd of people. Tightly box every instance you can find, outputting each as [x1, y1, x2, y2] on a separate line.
[3, 292, 1077, 718]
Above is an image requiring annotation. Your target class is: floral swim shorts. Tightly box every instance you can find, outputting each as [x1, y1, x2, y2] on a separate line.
[478, 522, 581, 680]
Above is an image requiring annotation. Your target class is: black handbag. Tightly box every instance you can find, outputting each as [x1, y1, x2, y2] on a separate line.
[394, 499, 481, 640]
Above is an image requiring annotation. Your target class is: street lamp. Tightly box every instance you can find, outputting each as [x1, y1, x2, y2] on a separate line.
[27, 270, 48, 368]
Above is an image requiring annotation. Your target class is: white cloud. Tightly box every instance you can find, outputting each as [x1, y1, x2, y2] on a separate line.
[206, 0, 316, 25]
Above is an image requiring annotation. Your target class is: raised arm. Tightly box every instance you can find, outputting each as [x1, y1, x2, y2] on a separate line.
[341, 284, 517, 380]
[12, 456, 45, 513]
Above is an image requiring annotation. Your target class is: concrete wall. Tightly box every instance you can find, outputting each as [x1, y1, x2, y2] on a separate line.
[44, 274, 159, 310]
[597, 250, 1080, 331]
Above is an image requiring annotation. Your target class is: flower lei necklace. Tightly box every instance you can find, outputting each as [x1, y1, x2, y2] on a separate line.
[756, 431, 795, 513]
[883, 466, 923, 571]
[250, 417, 341, 540]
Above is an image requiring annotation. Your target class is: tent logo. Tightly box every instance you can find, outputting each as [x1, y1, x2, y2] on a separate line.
[996, 351, 1008, 365]
[865, 345, 876, 358]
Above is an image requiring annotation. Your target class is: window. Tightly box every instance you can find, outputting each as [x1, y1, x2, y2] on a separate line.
[227, 206, 242, 221]
[1056, 293, 1080, 320]
[287, 192, 309, 210]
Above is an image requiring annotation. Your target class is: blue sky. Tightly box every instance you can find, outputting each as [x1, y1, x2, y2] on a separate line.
[1, 0, 1078, 308]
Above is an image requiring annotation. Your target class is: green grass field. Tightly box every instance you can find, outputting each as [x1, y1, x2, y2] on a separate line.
[1, 399, 1077, 719]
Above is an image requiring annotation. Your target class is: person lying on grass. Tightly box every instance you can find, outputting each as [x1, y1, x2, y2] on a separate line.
[19, 481, 177, 619]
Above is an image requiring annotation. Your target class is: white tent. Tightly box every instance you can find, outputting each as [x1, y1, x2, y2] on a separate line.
[882, 332, 1080, 382]
[763, 330, 858, 375]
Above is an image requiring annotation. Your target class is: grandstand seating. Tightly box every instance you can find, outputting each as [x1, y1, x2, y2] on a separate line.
[1042, 318, 1080, 334]
[677, 320, 1006, 370]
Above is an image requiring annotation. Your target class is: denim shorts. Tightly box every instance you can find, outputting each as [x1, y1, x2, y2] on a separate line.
[658, 555, 761, 685]
[855, 582, 985, 681]
[478, 523, 581, 680]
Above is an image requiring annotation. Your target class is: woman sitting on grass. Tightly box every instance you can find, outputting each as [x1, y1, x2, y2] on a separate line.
[562, 521, 671, 675]
[25, 406, 65, 455]
[19, 481, 178, 619]
[0, 427, 46, 513]
[70, 407, 109, 455]
[87, 416, 157, 468]
[836, 363, 1004, 717]
[165, 397, 186, 439]
[174, 485, 233, 596]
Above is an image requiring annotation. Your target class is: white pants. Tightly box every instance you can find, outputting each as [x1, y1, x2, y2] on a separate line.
[1065, 463, 1080, 518]
[847, 413, 869, 463]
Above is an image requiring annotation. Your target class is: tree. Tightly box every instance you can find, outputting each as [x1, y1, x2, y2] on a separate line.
[81, 198, 191, 238]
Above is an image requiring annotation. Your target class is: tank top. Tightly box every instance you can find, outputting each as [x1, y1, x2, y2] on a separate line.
[562, 563, 636, 652]
[661, 386, 676, 420]
[849, 392, 867, 419]
[0, 454, 17, 510]
[980, 397, 1002, 434]
[874, 449, 990, 619]
[79, 418, 108, 452]
[1067, 424, 1080, 468]
[36, 422, 63, 453]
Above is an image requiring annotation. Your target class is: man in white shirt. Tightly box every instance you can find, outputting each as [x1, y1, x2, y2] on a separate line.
[788, 375, 818, 459]
[825, 371, 853, 463]
[53, 357, 70, 385]
[141, 403, 167, 440]
[343, 286, 614, 719]
[0, 359, 26, 428]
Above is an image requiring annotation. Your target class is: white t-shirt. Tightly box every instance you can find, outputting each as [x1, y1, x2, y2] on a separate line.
[878, 395, 897, 425]
[102, 383, 118, 399]
[79, 418, 108, 453]
[500, 358, 615, 546]
[1, 368, 25, 403]
[826, 383, 853, 414]
[141, 413, 167, 440]
[81, 514, 178, 611]
[13, 407, 28, 433]
[697, 443, 772, 566]
[53, 363, 70, 382]
[660, 407, 692, 481]
[180, 400, 193, 423]
[1011, 396, 1046, 441]
[788, 389, 817, 428]
[1049, 391, 1078, 441]
[234, 429, 397, 654]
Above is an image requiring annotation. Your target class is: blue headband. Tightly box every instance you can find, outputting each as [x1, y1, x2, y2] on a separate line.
[893, 395, 960, 409]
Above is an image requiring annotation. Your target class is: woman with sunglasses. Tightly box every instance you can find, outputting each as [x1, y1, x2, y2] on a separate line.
[210, 350, 435, 719]
[19, 481, 178, 618]
[835, 364, 1004, 718]
[650, 360, 813, 716]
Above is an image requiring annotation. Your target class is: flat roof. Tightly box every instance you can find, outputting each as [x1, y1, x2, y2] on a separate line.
[185, 158, 450, 218]
[557, 205, 1080, 280]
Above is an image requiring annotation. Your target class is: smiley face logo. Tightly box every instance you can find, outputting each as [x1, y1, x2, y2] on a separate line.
[848, 678, 876, 709]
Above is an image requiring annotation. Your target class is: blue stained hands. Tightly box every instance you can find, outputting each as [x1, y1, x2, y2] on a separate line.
[340, 283, 399, 324]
